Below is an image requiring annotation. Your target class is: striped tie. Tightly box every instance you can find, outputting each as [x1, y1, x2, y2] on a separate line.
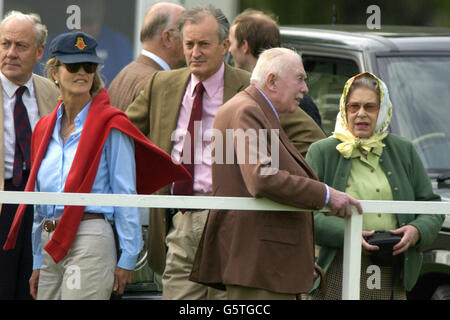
[12, 86, 32, 187]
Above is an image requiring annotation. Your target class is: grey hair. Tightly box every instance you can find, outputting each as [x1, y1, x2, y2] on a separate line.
[250, 47, 301, 87]
[178, 4, 229, 43]
[347, 74, 381, 101]
[1, 10, 48, 47]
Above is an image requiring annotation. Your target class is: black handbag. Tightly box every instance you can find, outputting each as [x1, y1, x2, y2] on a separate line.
[364, 231, 403, 266]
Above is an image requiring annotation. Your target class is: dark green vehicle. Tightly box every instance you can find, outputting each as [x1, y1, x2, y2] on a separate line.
[280, 25, 450, 300]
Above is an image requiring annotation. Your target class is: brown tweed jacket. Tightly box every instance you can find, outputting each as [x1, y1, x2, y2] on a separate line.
[108, 54, 163, 111]
[190, 85, 327, 294]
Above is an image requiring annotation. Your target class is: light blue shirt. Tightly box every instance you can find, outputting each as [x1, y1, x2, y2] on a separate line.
[32, 101, 142, 270]
[255, 86, 279, 120]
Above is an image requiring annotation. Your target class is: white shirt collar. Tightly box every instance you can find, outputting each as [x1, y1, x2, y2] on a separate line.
[141, 49, 171, 71]
[0, 72, 34, 99]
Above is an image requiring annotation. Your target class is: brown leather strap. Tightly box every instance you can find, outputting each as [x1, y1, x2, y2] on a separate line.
[82, 212, 104, 221]
[43, 213, 104, 232]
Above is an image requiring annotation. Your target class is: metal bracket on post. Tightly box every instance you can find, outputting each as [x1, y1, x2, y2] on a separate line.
[342, 207, 363, 300]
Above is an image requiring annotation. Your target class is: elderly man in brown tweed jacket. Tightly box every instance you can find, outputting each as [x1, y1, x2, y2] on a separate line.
[108, 2, 185, 111]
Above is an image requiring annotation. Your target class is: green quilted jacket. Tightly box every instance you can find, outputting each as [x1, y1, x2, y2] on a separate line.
[305, 134, 444, 291]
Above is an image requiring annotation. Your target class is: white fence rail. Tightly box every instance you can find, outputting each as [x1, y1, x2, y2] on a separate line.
[1, 191, 448, 300]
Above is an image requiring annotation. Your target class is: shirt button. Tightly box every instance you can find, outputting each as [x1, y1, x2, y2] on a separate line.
[371, 169, 375, 173]
[394, 187, 399, 192]
[376, 189, 380, 192]
[379, 159, 383, 163]
[387, 171, 392, 176]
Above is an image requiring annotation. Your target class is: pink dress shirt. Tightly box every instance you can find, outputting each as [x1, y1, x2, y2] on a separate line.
[171, 63, 225, 194]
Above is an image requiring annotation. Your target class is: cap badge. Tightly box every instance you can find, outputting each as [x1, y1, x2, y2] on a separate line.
[74, 37, 87, 50]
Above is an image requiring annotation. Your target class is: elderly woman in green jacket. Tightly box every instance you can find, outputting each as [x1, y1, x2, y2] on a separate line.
[305, 72, 444, 300]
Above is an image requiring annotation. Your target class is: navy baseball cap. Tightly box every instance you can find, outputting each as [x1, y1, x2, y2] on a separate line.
[49, 31, 104, 64]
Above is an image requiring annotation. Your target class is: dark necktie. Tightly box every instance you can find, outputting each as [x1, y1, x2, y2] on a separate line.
[12, 86, 32, 187]
[172, 82, 204, 197]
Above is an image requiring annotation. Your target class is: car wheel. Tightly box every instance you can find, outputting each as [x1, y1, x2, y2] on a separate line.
[431, 284, 450, 300]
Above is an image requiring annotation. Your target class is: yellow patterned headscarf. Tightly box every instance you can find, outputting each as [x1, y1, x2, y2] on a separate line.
[332, 72, 393, 159]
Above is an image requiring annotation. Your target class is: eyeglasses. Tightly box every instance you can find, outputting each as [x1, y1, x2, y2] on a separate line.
[346, 103, 380, 114]
[59, 62, 98, 74]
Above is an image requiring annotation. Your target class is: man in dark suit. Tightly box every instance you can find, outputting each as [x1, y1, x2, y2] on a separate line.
[190, 48, 362, 300]
[125, 5, 249, 300]
[108, 2, 185, 111]
[0, 11, 59, 299]
[228, 9, 323, 129]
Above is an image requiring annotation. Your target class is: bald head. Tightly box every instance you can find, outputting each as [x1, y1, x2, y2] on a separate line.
[141, 2, 184, 42]
[140, 2, 185, 69]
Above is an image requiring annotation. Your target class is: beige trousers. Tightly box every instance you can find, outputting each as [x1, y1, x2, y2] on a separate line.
[37, 219, 116, 300]
[162, 209, 226, 300]
[226, 285, 302, 300]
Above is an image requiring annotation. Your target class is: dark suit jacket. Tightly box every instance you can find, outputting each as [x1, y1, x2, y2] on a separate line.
[300, 94, 322, 128]
[190, 85, 327, 294]
[125, 64, 251, 274]
[0, 74, 59, 190]
[108, 54, 163, 111]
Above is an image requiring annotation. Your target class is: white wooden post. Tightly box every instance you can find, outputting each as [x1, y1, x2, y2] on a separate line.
[342, 207, 363, 300]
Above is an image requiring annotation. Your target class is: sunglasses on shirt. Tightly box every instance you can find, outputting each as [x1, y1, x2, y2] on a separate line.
[60, 62, 98, 74]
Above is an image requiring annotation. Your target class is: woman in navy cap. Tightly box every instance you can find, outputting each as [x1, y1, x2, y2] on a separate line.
[4, 31, 189, 299]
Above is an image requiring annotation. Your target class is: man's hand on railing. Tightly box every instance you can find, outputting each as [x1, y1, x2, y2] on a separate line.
[327, 187, 363, 218]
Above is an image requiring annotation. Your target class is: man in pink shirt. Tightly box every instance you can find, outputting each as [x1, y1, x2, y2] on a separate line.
[125, 5, 250, 299]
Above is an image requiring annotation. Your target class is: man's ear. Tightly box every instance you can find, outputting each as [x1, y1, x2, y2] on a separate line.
[161, 29, 171, 47]
[266, 72, 277, 91]
[221, 38, 230, 54]
[242, 40, 250, 54]
[36, 45, 45, 62]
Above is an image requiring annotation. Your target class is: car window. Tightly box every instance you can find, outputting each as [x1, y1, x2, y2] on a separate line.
[302, 55, 360, 136]
[377, 56, 450, 172]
